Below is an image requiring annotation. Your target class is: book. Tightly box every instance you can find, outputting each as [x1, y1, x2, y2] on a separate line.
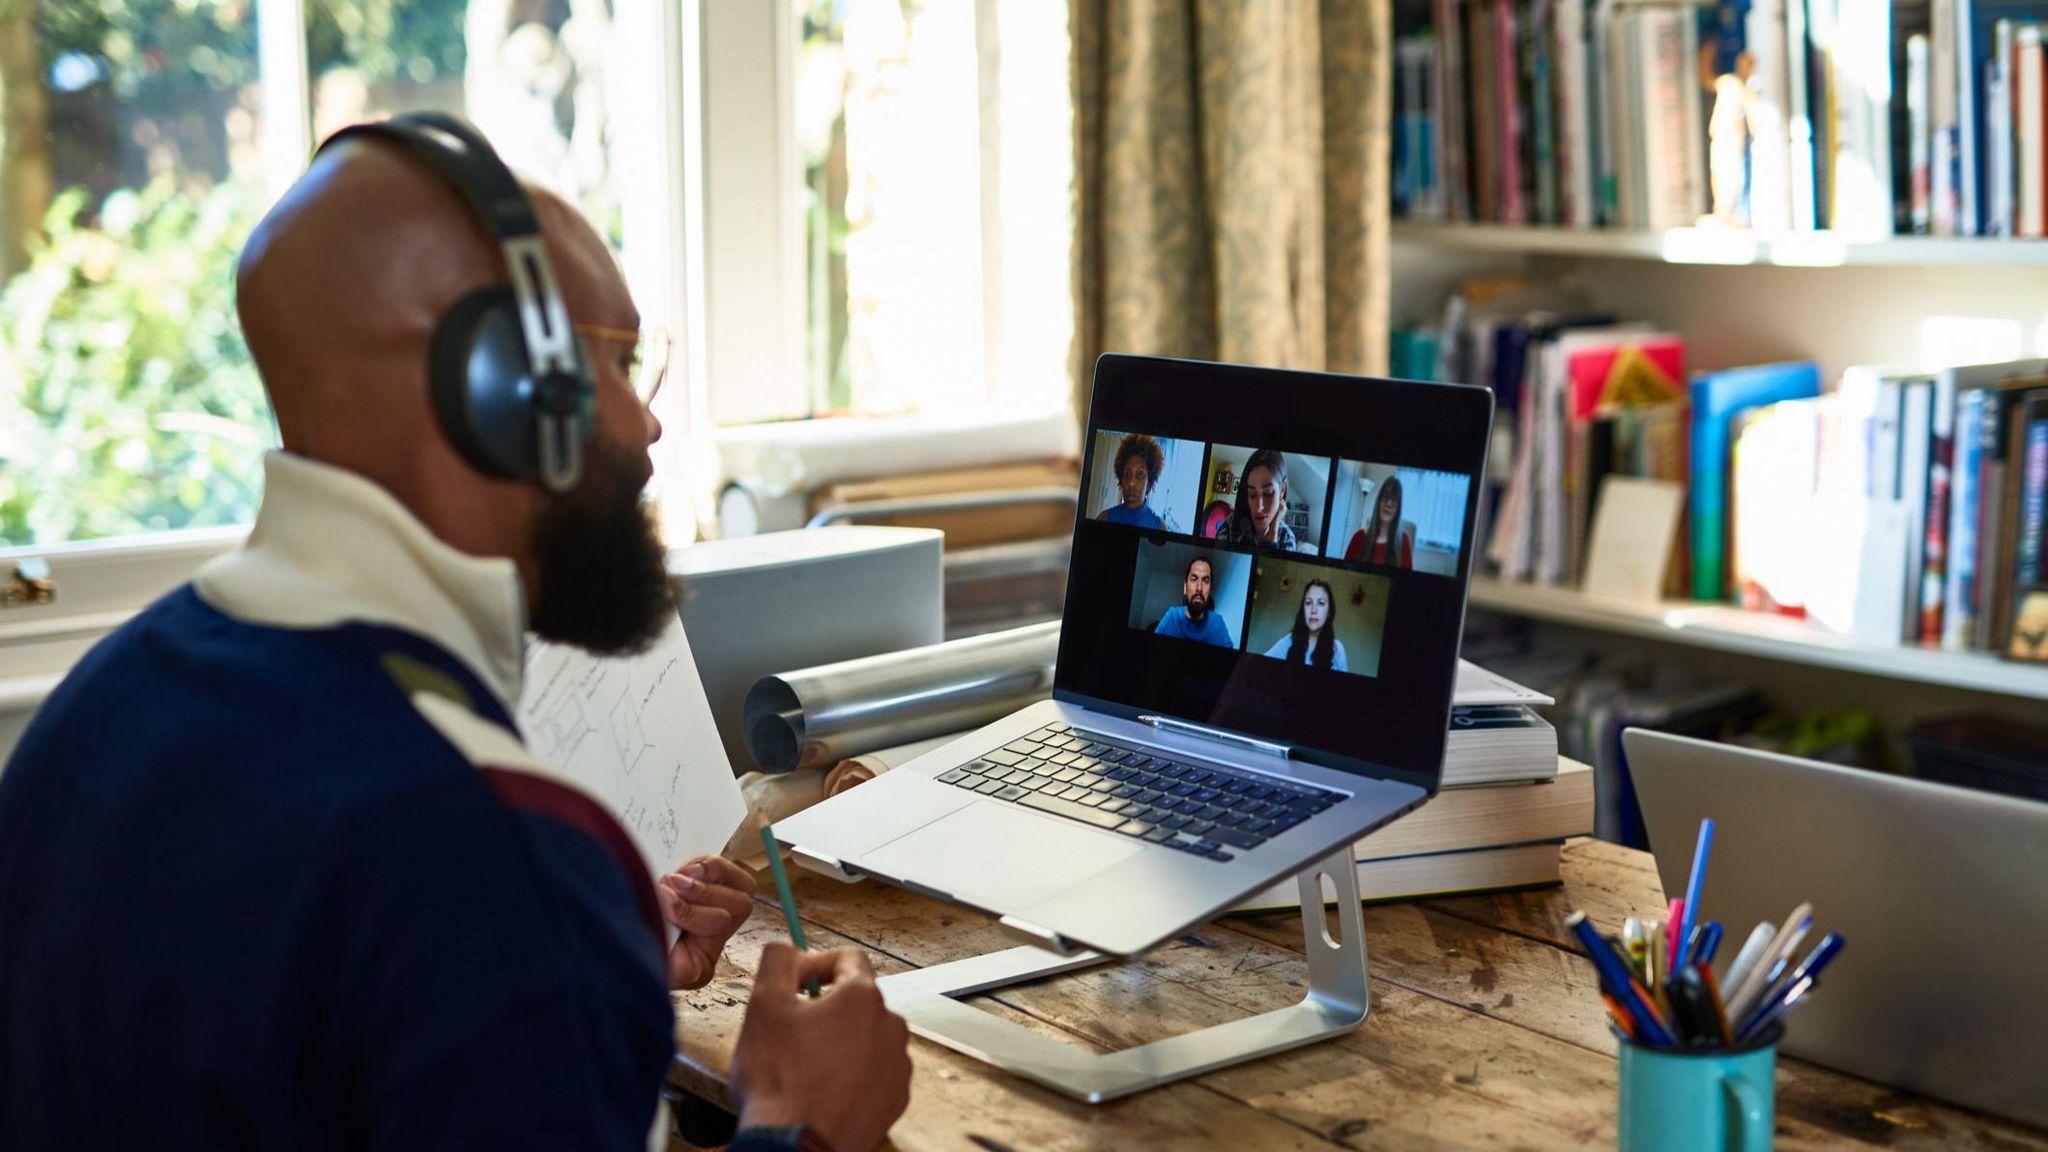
[1944, 387, 1989, 648]
[1690, 362, 1824, 601]
[1900, 377, 1936, 639]
[1229, 841, 1565, 913]
[1365, 760, 1591, 865]
[1921, 369, 1958, 642]
[2015, 393, 2048, 592]
[1446, 704, 1561, 785]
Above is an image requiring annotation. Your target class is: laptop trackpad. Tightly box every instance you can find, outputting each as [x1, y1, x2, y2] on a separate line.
[864, 802, 1142, 909]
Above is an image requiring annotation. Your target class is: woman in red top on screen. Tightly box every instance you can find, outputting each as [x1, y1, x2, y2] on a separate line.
[1344, 475, 1413, 569]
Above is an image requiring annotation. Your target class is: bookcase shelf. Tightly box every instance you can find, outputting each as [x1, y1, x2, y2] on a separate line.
[1393, 221, 2048, 269]
[1468, 579, 2048, 703]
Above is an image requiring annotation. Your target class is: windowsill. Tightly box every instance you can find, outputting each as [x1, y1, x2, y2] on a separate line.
[0, 526, 247, 681]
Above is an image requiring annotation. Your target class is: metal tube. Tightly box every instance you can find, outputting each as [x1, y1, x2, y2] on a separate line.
[742, 620, 1059, 771]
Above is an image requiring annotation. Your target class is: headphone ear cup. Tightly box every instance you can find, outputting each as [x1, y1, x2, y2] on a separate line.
[430, 287, 538, 482]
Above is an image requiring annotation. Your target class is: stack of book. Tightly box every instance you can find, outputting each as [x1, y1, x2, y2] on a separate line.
[1232, 662, 1592, 911]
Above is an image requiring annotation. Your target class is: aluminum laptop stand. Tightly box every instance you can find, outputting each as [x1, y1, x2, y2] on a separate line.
[866, 845, 1370, 1103]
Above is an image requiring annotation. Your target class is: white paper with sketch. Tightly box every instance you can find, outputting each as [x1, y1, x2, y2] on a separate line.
[518, 618, 746, 879]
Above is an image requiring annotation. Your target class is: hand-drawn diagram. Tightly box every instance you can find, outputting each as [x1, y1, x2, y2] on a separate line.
[518, 620, 747, 878]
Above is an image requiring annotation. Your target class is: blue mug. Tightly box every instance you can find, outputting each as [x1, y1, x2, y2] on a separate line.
[1616, 1025, 1780, 1152]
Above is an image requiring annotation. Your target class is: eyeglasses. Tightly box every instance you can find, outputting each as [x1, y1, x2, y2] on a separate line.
[573, 323, 672, 404]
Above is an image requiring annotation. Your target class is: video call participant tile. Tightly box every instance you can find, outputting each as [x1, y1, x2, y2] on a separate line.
[1086, 430, 1206, 533]
[1125, 540, 1252, 650]
[1197, 445, 1334, 555]
[1326, 460, 1473, 575]
[1243, 556, 1391, 677]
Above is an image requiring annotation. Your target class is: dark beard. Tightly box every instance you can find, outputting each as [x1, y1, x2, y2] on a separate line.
[1185, 596, 1210, 623]
[528, 433, 675, 656]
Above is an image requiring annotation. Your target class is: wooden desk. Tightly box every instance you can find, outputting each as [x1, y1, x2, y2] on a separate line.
[671, 838, 2045, 1150]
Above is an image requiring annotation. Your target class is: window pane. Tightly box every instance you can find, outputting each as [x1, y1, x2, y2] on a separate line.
[792, 0, 1072, 424]
[0, 0, 272, 548]
[308, 0, 622, 246]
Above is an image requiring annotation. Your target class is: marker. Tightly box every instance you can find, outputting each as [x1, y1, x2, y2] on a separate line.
[1696, 963, 1736, 1046]
[1665, 899, 1686, 973]
[1783, 933, 1845, 987]
[1676, 818, 1715, 973]
[1568, 912, 1676, 1047]
[760, 824, 821, 998]
[1724, 921, 1777, 991]
[1623, 917, 1649, 983]
[1668, 966, 1729, 1048]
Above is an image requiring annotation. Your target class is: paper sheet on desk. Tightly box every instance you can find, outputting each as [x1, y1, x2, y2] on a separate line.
[519, 618, 746, 878]
[1455, 660, 1553, 707]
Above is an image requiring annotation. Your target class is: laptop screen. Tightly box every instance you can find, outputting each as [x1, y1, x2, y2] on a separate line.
[1055, 355, 1494, 788]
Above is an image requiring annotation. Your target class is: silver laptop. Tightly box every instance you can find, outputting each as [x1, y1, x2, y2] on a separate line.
[775, 354, 1494, 957]
[1625, 729, 2048, 1129]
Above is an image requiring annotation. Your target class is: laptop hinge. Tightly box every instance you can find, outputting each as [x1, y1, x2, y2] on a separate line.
[1138, 714, 1293, 760]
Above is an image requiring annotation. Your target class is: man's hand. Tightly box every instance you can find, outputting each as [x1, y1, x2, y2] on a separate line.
[657, 856, 757, 990]
[731, 944, 913, 1152]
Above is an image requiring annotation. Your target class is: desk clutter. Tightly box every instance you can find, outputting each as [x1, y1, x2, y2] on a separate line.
[716, 620, 1594, 909]
[1571, 819, 1845, 1052]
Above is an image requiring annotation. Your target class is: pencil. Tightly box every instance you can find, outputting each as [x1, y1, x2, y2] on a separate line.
[760, 824, 821, 997]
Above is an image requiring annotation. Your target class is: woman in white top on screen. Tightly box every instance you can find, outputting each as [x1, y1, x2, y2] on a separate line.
[1262, 579, 1347, 671]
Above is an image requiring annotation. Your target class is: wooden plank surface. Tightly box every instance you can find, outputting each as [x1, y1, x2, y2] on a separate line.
[671, 838, 2048, 1151]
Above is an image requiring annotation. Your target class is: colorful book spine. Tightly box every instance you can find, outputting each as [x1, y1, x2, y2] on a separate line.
[1691, 362, 1824, 601]
[2016, 400, 2048, 587]
[1920, 373, 1957, 643]
[1943, 388, 1987, 649]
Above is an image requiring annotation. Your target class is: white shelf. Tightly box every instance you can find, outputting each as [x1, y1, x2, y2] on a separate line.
[1468, 579, 2048, 703]
[1393, 221, 2048, 269]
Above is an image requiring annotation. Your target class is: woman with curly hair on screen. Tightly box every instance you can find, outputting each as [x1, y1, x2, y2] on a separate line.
[1097, 433, 1167, 529]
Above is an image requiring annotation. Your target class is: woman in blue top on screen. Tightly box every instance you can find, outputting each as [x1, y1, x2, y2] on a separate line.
[1097, 433, 1167, 529]
[1262, 579, 1347, 671]
[1214, 449, 1300, 551]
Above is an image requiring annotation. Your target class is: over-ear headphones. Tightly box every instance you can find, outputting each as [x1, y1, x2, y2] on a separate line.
[314, 112, 593, 493]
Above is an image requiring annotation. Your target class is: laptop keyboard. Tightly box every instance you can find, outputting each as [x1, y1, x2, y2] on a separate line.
[934, 724, 1343, 862]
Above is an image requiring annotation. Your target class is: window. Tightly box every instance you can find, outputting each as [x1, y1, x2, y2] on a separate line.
[1, 0, 680, 580]
[700, 0, 1074, 426]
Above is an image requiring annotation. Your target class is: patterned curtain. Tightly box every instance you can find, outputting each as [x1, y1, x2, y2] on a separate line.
[1069, 0, 1391, 418]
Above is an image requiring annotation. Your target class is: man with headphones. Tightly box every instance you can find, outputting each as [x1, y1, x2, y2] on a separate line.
[0, 117, 911, 1151]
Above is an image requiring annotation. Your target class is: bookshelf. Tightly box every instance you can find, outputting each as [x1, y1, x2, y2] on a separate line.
[1468, 579, 2048, 703]
[1393, 222, 2048, 269]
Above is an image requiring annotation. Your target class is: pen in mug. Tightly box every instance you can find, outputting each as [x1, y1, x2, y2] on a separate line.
[1728, 903, 1812, 1022]
[1724, 921, 1777, 992]
[1676, 817, 1715, 972]
[760, 825, 822, 998]
[1568, 912, 1675, 1047]
[1736, 974, 1816, 1045]
[1622, 917, 1648, 983]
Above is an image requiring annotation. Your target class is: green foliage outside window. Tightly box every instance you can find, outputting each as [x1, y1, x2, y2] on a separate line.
[0, 177, 269, 547]
[0, 0, 469, 547]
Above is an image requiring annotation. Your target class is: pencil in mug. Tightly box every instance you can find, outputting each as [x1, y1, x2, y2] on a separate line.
[760, 825, 822, 998]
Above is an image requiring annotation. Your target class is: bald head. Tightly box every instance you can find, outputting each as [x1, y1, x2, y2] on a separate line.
[235, 128, 660, 610]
